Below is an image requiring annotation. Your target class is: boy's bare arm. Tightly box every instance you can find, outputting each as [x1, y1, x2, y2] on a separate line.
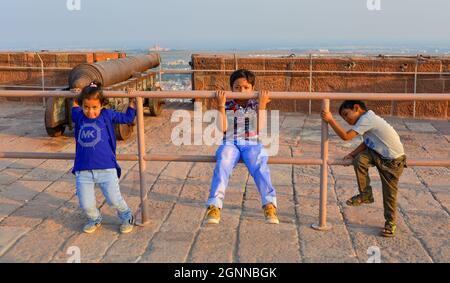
[346, 142, 367, 160]
[321, 110, 358, 141]
[216, 90, 227, 132]
[257, 90, 270, 134]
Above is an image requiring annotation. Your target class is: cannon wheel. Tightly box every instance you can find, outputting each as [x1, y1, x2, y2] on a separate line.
[45, 115, 66, 137]
[147, 86, 163, 116]
[114, 103, 135, 141]
[45, 97, 66, 137]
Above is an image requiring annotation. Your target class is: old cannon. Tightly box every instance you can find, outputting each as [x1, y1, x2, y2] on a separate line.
[44, 53, 163, 140]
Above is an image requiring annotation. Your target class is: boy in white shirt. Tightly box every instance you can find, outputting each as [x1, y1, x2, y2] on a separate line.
[321, 100, 406, 237]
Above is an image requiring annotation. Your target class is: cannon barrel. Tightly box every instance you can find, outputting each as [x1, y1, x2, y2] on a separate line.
[69, 54, 160, 89]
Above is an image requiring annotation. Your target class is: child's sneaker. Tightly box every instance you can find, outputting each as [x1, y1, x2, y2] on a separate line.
[120, 215, 135, 234]
[83, 221, 101, 234]
[381, 221, 396, 237]
[346, 193, 374, 206]
[263, 203, 279, 224]
[205, 205, 221, 224]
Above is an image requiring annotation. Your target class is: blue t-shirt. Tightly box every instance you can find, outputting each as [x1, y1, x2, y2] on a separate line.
[71, 106, 136, 178]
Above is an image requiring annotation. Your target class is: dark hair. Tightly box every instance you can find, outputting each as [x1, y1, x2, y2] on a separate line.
[338, 100, 368, 116]
[77, 81, 108, 106]
[229, 69, 256, 89]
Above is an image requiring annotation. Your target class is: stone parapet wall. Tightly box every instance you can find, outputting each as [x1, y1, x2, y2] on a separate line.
[0, 51, 125, 102]
[191, 54, 450, 119]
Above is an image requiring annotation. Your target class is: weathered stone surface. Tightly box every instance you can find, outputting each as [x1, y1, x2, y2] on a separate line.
[0, 101, 448, 263]
[0, 226, 30, 259]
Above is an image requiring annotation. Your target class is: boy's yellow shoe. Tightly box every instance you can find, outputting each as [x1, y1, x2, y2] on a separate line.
[83, 222, 101, 234]
[205, 205, 221, 224]
[120, 215, 135, 234]
[264, 203, 279, 224]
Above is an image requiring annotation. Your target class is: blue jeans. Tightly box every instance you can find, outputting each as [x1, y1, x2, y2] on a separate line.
[75, 168, 132, 224]
[207, 141, 277, 209]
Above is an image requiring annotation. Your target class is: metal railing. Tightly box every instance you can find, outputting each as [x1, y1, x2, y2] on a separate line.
[0, 90, 449, 229]
[3, 51, 450, 116]
[154, 51, 450, 117]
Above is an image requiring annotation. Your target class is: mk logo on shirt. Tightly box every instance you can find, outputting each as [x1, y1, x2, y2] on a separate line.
[81, 130, 95, 139]
[78, 123, 101, 147]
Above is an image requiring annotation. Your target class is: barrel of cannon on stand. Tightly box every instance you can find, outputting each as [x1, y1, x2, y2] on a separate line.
[44, 53, 162, 140]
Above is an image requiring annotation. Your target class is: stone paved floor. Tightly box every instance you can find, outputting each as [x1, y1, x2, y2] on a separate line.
[0, 101, 449, 263]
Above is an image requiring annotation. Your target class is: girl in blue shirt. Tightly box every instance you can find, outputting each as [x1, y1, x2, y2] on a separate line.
[72, 81, 136, 234]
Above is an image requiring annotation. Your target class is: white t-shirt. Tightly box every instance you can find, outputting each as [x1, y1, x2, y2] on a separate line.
[351, 110, 405, 159]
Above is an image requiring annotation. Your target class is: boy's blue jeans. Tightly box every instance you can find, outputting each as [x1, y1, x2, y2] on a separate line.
[75, 168, 132, 224]
[207, 141, 277, 209]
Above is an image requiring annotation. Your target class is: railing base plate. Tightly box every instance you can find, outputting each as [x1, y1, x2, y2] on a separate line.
[311, 223, 332, 231]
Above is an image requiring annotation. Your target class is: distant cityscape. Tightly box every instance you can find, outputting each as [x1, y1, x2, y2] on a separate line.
[128, 45, 450, 92]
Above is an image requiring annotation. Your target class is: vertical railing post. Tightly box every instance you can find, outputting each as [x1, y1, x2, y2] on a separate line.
[413, 54, 418, 118]
[312, 99, 332, 231]
[158, 59, 162, 87]
[136, 96, 149, 224]
[309, 53, 313, 115]
[36, 53, 45, 108]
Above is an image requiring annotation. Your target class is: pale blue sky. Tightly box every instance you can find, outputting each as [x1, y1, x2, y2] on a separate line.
[0, 0, 449, 50]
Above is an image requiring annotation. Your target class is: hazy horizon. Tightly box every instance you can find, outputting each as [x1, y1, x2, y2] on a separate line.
[1, 0, 449, 51]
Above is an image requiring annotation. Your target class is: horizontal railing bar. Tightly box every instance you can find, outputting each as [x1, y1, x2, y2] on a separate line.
[329, 159, 450, 167]
[0, 152, 449, 167]
[0, 152, 138, 161]
[0, 90, 449, 101]
[2, 65, 449, 76]
[155, 50, 450, 56]
[154, 69, 450, 76]
[0, 152, 321, 165]
[144, 155, 323, 165]
[0, 85, 67, 89]
[0, 66, 72, 71]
